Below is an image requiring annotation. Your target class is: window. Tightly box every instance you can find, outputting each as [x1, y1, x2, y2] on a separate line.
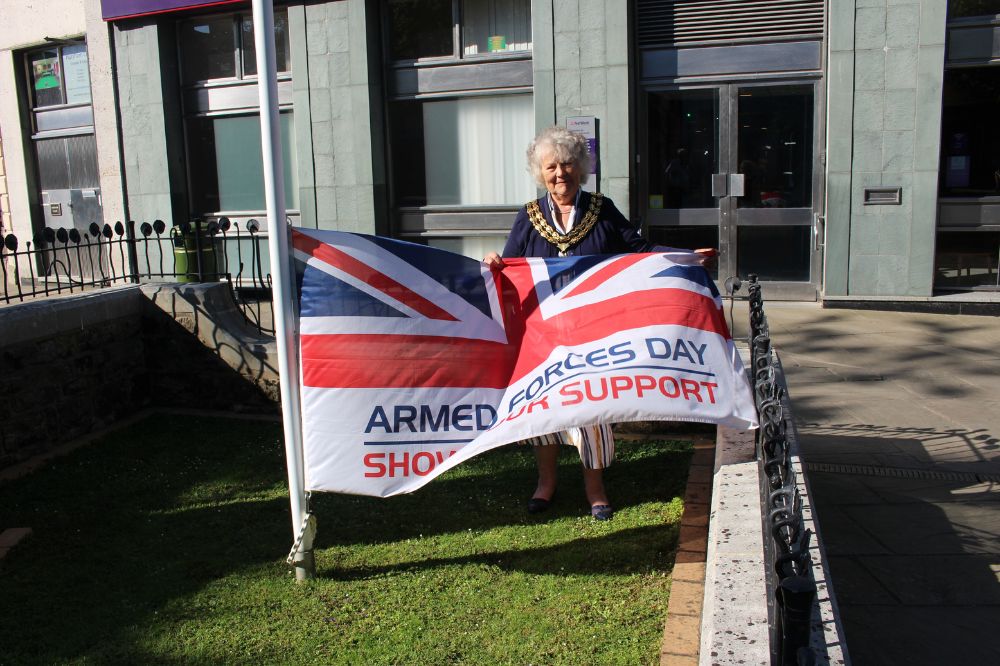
[939, 68, 1000, 198]
[390, 94, 535, 207]
[178, 10, 297, 217]
[179, 12, 290, 84]
[384, 0, 534, 257]
[23, 42, 101, 233]
[187, 113, 298, 212]
[935, 231, 1000, 289]
[462, 0, 532, 56]
[940, 2, 1000, 198]
[27, 44, 91, 108]
[948, 1, 1000, 18]
[936, 3, 1000, 291]
[387, 0, 454, 60]
[386, 0, 532, 61]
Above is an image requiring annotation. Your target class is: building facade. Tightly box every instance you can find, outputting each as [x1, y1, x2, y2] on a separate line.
[0, 0, 997, 301]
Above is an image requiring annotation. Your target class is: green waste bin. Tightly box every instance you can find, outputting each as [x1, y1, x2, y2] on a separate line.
[171, 225, 220, 283]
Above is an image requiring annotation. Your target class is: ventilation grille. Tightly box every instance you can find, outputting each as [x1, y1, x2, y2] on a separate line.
[636, 0, 825, 48]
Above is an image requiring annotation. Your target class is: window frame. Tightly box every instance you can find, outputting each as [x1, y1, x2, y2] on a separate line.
[177, 10, 292, 89]
[23, 41, 92, 115]
[939, 6, 1000, 208]
[383, 0, 533, 68]
[382, 0, 535, 247]
[176, 8, 298, 222]
[934, 3, 1000, 291]
[388, 88, 535, 209]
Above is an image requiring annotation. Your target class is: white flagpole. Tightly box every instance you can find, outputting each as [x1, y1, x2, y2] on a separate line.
[251, 0, 314, 580]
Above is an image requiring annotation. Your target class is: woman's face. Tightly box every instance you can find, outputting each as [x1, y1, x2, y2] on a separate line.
[539, 148, 581, 201]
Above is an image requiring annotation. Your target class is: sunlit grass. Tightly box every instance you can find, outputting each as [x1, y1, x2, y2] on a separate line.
[0, 414, 693, 664]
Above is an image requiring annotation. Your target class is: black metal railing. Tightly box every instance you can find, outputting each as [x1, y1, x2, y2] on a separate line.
[747, 275, 817, 666]
[0, 218, 274, 334]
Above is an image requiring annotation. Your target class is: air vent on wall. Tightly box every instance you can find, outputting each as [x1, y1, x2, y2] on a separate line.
[636, 0, 825, 49]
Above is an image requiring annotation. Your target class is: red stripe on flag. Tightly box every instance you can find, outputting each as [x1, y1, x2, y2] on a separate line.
[507, 287, 730, 384]
[292, 231, 457, 322]
[300, 288, 729, 388]
[301, 335, 516, 388]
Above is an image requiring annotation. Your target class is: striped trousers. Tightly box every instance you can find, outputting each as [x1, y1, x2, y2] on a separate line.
[524, 424, 615, 470]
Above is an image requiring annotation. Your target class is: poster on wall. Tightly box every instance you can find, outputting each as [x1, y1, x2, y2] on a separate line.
[566, 116, 598, 192]
[62, 45, 92, 105]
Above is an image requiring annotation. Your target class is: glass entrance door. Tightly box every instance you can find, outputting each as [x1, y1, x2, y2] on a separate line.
[644, 82, 821, 299]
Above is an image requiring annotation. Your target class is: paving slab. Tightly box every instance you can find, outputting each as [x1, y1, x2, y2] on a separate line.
[821, 556, 900, 605]
[742, 302, 1000, 665]
[808, 472, 998, 505]
[857, 555, 1000, 605]
[796, 502, 893, 556]
[839, 607, 1000, 665]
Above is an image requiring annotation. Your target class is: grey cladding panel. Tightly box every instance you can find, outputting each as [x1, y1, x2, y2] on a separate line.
[939, 200, 1000, 227]
[641, 41, 822, 80]
[398, 209, 519, 232]
[184, 80, 294, 113]
[947, 24, 1000, 63]
[390, 59, 533, 97]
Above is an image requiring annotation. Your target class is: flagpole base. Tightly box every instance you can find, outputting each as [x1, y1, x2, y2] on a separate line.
[291, 550, 315, 581]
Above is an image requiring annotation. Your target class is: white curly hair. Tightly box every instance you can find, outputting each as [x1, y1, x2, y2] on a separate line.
[526, 125, 592, 188]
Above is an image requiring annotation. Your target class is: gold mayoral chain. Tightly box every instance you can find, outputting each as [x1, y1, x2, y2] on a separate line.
[526, 192, 604, 257]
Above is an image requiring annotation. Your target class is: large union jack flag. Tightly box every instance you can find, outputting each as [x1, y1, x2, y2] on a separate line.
[292, 228, 756, 496]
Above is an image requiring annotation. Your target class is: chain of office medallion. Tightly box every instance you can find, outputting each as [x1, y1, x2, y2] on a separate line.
[525, 192, 604, 254]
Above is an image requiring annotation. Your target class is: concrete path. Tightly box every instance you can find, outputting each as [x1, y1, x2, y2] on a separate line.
[731, 302, 1000, 664]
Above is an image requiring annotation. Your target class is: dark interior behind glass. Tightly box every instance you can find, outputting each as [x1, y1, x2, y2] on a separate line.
[387, 0, 453, 60]
[647, 226, 720, 280]
[388, 100, 427, 206]
[948, 1, 1000, 18]
[939, 67, 1000, 197]
[737, 86, 813, 209]
[935, 230, 1000, 288]
[646, 90, 719, 209]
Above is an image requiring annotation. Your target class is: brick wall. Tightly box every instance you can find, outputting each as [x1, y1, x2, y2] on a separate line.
[0, 313, 146, 466]
[0, 286, 278, 470]
[0, 290, 147, 467]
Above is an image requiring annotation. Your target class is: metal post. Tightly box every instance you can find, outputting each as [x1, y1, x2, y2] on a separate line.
[251, 0, 314, 580]
[193, 219, 204, 282]
[777, 575, 816, 664]
[125, 220, 140, 283]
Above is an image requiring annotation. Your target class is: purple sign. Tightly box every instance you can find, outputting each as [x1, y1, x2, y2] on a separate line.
[566, 116, 599, 191]
[566, 116, 598, 174]
[101, 0, 244, 21]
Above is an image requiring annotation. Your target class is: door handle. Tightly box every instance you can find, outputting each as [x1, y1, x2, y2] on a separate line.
[814, 214, 825, 251]
[711, 174, 728, 197]
[729, 173, 745, 198]
[712, 174, 745, 198]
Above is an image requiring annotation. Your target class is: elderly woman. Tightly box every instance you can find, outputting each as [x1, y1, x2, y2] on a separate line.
[485, 125, 714, 521]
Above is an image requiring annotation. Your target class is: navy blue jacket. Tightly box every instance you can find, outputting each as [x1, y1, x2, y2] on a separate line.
[501, 191, 656, 259]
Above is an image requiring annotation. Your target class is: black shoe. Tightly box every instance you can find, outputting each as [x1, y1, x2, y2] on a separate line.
[527, 496, 552, 514]
[591, 504, 614, 521]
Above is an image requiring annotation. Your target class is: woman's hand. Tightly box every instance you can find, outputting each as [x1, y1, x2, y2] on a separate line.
[693, 248, 718, 268]
[483, 252, 505, 269]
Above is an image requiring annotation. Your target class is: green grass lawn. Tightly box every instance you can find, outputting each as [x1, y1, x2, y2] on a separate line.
[0, 414, 693, 665]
